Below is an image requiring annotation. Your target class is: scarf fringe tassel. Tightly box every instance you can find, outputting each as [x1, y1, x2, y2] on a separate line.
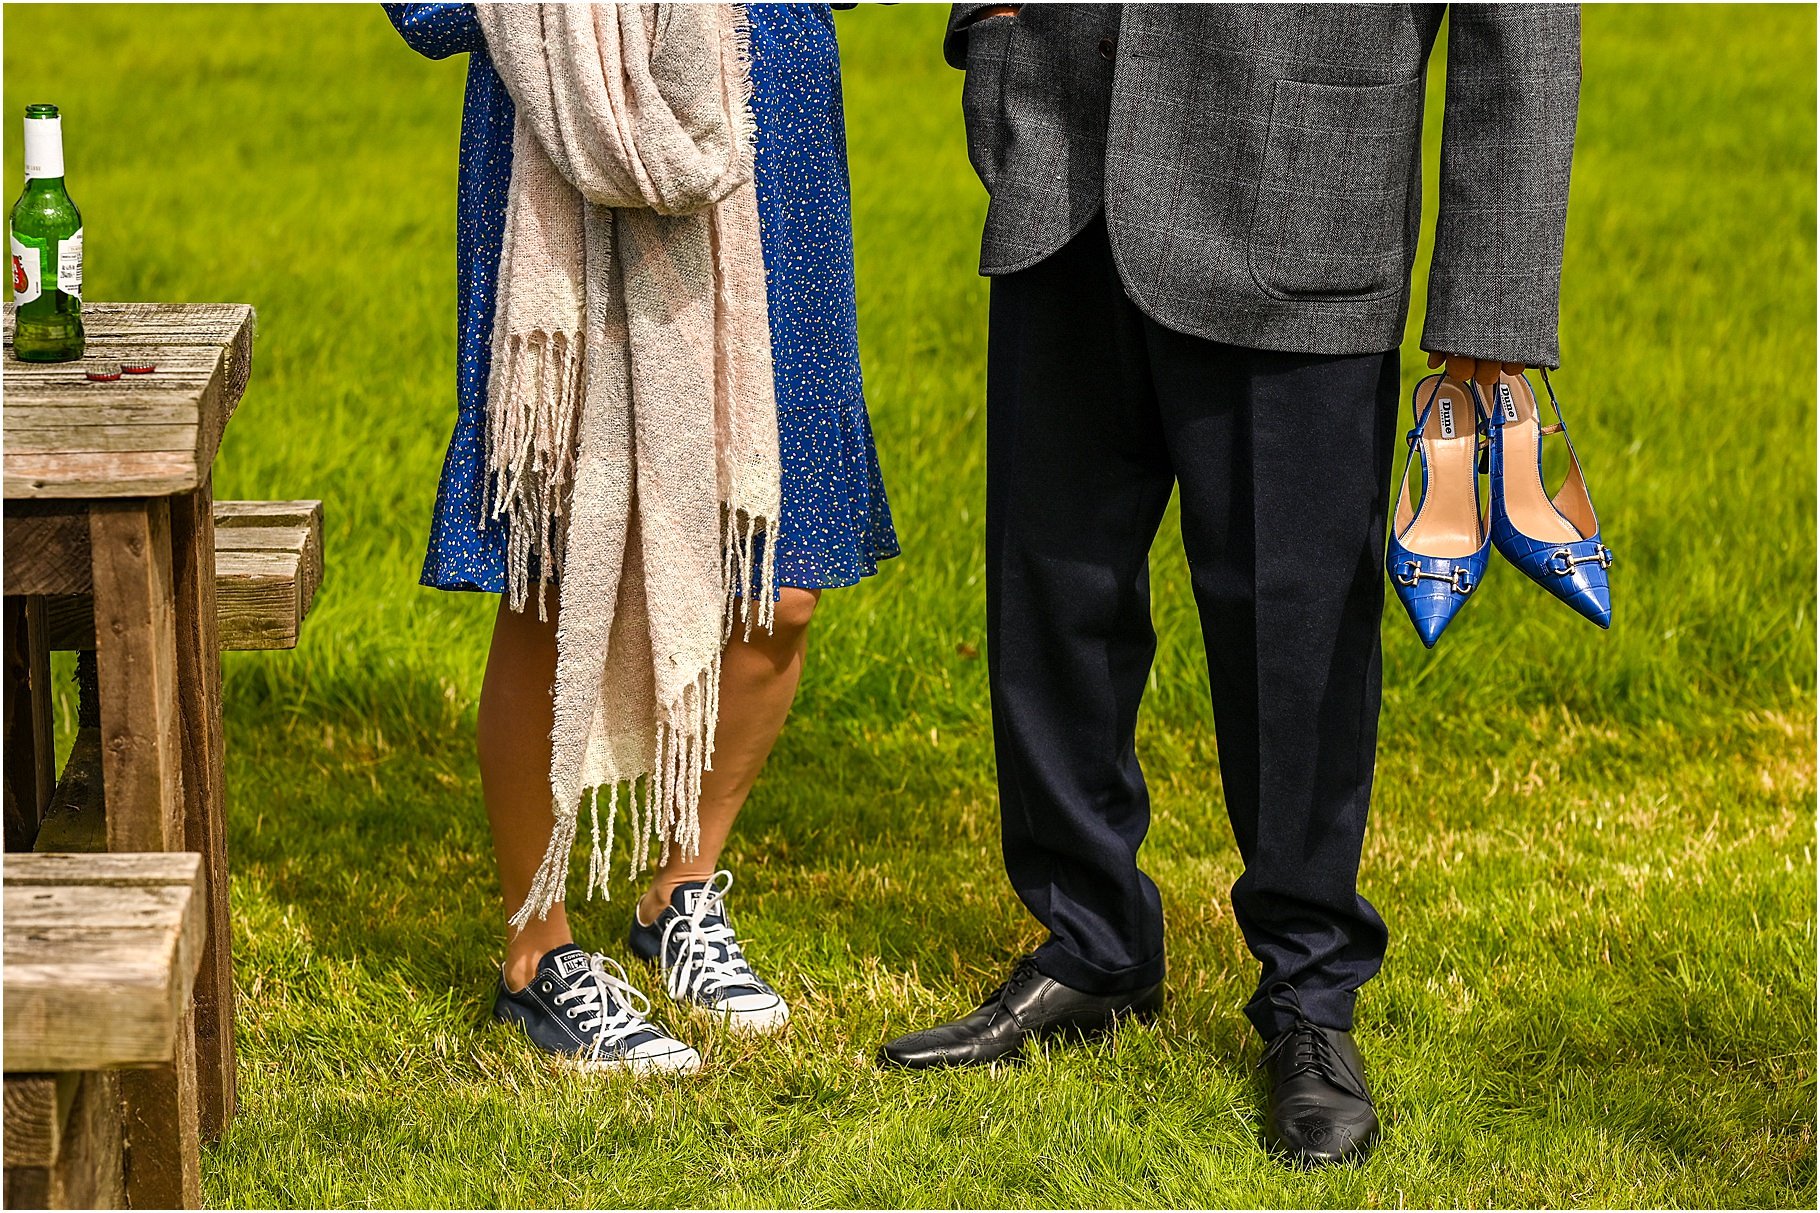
[486, 330, 584, 622]
[504, 498, 779, 934]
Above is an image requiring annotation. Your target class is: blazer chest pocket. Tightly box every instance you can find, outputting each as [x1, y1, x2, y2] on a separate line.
[1249, 77, 1424, 301]
[961, 16, 1017, 193]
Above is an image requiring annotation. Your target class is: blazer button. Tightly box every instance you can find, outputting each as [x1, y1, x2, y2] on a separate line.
[1098, 36, 1115, 60]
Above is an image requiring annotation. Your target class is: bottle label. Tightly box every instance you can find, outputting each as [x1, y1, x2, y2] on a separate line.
[10, 233, 42, 305]
[23, 116, 64, 180]
[57, 229, 82, 298]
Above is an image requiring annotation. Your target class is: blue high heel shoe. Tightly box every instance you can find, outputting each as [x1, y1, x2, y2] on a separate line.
[1480, 369, 1613, 628]
[1386, 373, 1492, 648]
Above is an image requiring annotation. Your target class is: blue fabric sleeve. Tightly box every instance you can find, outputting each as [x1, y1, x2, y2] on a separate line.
[382, 3, 484, 60]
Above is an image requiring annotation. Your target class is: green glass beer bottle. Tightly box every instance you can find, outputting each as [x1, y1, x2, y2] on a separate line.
[10, 103, 84, 362]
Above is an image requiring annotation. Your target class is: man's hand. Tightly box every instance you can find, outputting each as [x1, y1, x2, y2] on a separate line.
[965, 4, 1021, 25]
[1425, 351, 1528, 388]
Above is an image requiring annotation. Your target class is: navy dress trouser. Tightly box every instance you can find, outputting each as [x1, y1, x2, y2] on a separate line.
[986, 215, 1400, 1039]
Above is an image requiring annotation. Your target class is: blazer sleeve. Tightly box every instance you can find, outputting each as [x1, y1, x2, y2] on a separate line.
[1421, 4, 1580, 369]
[944, 4, 1001, 70]
[382, 3, 485, 61]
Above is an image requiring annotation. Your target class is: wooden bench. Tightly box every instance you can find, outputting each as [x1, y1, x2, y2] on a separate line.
[3, 852, 207, 1208]
[39, 499, 324, 653]
[213, 500, 324, 650]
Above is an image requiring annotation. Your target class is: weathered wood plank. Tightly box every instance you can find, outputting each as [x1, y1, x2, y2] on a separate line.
[3, 922, 197, 959]
[2, 1160, 50, 1207]
[4, 339, 220, 357]
[59, 1070, 125, 1208]
[120, 1007, 199, 1209]
[39, 595, 93, 653]
[215, 550, 304, 578]
[3, 853, 205, 1072]
[4, 935, 196, 1071]
[0, 383, 214, 405]
[215, 550, 305, 650]
[214, 500, 322, 528]
[169, 480, 236, 1140]
[4, 883, 193, 928]
[4, 505, 93, 595]
[213, 525, 308, 556]
[0, 425, 200, 455]
[3, 402, 208, 429]
[218, 499, 323, 615]
[21, 598, 56, 839]
[4, 380, 214, 413]
[2, 367, 214, 389]
[5, 302, 252, 343]
[33, 726, 106, 854]
[3, 1072, 78, 1166]
[3, 597, 56, 851]
[3, 1071, 124, 1210]
[5, 851, 197, 887]
[88, 501, 185, 853]
[6, 451, 204, 500]
[45, 571, 315, 653]
[0, 349, 217, 367]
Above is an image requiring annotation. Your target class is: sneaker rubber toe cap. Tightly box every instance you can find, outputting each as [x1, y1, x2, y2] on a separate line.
[713, 991, 790, 1034]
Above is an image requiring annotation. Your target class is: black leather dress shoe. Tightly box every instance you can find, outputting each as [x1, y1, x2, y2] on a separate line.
[1259, 986, 1380, 1168]
[878, 955, 1162, 1069]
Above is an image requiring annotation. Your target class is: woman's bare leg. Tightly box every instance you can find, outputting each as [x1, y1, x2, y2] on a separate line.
[477, 596, 571, 990]
[637, 587, 821, 923]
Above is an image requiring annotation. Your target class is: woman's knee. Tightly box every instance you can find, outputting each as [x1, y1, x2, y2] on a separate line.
[730, 588, 819, 662]
[770, 587, 821, 639]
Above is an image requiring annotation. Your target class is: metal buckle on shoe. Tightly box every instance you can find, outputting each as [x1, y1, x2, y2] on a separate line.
[1394, 561, 1474, 594]
[1546, 545, 1614, 576]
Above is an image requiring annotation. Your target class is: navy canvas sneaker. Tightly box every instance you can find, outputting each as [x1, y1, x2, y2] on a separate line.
[628, 871, 790, 1034]
[493, 943, 701, 1074]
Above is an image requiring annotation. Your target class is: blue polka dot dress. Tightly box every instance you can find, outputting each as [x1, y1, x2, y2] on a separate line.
[384, 3, 899, 595]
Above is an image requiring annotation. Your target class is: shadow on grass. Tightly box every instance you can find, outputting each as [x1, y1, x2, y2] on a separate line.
[220, 664, 1044, 995]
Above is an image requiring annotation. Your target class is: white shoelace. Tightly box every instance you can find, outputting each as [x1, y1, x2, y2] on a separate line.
[551, 952, 662, 1058]
[659, 870, 764, 1005]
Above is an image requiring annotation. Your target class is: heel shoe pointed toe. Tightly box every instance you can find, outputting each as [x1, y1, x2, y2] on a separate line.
[1482, 369, 1614, 629]
[1386, 374, 1490, 647]
[1388, 542, 1491, 648]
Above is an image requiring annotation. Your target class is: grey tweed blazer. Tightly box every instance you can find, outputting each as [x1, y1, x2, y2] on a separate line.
[946, 3, 1580, 367]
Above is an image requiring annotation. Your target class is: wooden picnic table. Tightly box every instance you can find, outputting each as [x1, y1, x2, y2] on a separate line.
[3, 302, 255, 1208]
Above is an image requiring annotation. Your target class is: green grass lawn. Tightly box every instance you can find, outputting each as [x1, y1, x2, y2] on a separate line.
[7, 3, 1815, 1207]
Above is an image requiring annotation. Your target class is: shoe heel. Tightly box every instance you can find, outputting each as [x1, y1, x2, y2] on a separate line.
[1483, 370, 1613, 628]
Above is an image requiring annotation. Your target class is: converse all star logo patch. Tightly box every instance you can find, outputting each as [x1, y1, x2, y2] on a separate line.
[1497, 382, 1520, 423]
[556, 950, 593, 979]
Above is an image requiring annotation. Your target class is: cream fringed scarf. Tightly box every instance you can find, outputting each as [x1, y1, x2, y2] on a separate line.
[475, 3, 781, 929]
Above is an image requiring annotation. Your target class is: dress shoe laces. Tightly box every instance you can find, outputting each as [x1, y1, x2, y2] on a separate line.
[1259, 984, 1369, 1104]
[980, 954, 1043, 1018]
